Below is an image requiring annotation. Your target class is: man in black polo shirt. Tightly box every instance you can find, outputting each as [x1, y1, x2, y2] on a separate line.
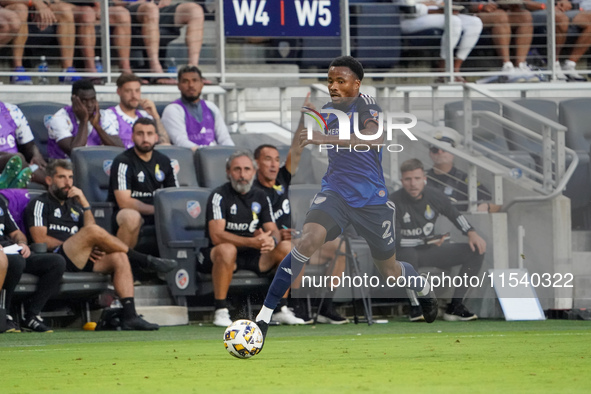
[0, 195, 66, 333]
[198, 150, 301, 327]
[26, 160, 177, 331]
[391, 158, 487, 322]
[108, 117, 178, 261]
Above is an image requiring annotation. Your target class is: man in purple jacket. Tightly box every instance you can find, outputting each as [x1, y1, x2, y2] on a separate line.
[161, 65, 234, 151]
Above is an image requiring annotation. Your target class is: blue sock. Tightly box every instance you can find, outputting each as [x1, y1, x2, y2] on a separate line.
[399, 261, 428, 294]
[263, 248, 309, 310]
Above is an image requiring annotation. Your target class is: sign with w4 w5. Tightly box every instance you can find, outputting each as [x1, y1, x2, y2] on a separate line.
[224, 0, 340, 37]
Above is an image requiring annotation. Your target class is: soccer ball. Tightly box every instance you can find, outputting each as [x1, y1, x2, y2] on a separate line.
[223, 319, 263, 359]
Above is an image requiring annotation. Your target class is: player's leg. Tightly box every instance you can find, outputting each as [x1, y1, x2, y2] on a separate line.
[209, 243, 237, 327]
[115, 209, 143, 249]
[173, 3, 204, 66]
[2, 253, 25, 333]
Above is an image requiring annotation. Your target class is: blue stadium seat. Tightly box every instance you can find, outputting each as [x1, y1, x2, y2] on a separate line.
[17, 101, 63, 160]
[193, 146, 238, 188]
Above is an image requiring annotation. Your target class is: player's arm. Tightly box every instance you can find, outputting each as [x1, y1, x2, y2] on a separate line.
[91, 106, 124, 148]
[210, 102, 234, 146]
[28, 226, 63, 251]
[161, 104, 198, 150]
[18, 141, 47, 169]
[436, 190, 486, 254]
[58, 96, 91, 156]
[140, 99, 171, 145]
[26, 198, 63, 250]
[114, 189, 155, 215]
[67, 186, 95, 226]
[208, 219, 268, 249]
[261, 221, 281, 252]
[8, 229, 31, 258]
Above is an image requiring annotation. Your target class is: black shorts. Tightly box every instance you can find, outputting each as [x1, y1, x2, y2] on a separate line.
[197, 246, 266, 275]
[127, 3, 181, 36]
[305, 190, 397, 261]
[55, 245, 94, 273]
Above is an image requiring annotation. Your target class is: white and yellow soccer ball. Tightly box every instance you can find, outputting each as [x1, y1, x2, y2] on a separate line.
[223, 319, 263, 359]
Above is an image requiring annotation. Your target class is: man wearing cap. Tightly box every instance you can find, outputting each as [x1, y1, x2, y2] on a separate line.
[427, 127, 501, 213]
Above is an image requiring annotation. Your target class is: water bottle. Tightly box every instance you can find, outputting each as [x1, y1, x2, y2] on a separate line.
[95, 56, 103, 74]
[38, 56, 49, 85]
[167, 57, 178, 75]
[509, 167, 523, 179]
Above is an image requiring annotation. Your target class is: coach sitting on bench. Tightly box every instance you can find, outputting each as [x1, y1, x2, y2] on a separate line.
[25, 159, 177, 331]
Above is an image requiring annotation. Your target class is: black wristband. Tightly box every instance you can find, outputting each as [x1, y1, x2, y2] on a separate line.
[82, 206, 91, 212]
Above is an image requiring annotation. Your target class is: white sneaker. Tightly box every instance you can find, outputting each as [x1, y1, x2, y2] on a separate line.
[213, 308, 233, 327]
[502, 62, 515, 73]
[561, 60, 587, 82]
[516, 62, 540, 83]
[554, 61, 568, 81]
[272, 305, 306, 325]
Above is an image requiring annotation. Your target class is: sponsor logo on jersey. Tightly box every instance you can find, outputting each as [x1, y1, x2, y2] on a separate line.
[0, 135, 16, 149]
[103, 160, 113, 176]
[155, 164, 164, 182]
[54, 208, 61, 218]
[186, 200, 201, 219]
[137, 171, 145, 183]
[230, 204, 237, 215]
[70, 208, 80, 222]
[226, 222, 249, 231]
[313, 196, 326, 205]
[131, 191, 153, 198]
[49, 223, 70, 232]
[175, 269, 189, 290]
[424, 204, 435, 220]
[423, 222, 434, 236]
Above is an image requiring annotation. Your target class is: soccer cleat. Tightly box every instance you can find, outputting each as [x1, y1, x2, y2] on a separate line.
[146, 255, 178, 273]
[121, 315, 159, 330]
[0, 155, 23, 189]
[22, 315, 53, 333]
[255, 319, 268, 353]
[9, 167, 33, 189]
[213, 308, 233, 327]
[317, 307, 349, 325]
[408, 305, 425, 322]
[5, 315, 21, 333]
[417, 288, 438, 323]
[11, 66, 33, 85]
[443, 303, 478, 322]
[272, 305, 306, 325]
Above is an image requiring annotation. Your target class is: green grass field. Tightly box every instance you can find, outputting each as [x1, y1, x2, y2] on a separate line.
[1, 319, 590, 393]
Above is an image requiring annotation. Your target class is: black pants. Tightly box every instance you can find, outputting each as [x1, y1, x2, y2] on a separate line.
[397, 243, 484, 302]
[2, 253, 66, 317]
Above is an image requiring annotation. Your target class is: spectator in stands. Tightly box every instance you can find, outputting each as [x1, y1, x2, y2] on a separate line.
[525, 0, 590, 81]
[46, 79, 122, 159]
[161, 65, 234, 150]
[0, 101, 47, 187]
[400, 1, 483, 82]
[1, 0, 77, 85]
[198, 150, 302, 327]
[0, 6, 19, 50]
[112, 0, 204, 84]
[107, 118, 178, 263]
[26, 159, 178, 330]
[253, 142, 349, 324]
[470, 0, 539, 81]
[0, 192, 66, 333]
[426, 127, 501, 212]
[105, 73, 171, 148]
[391, 158, 486, 322]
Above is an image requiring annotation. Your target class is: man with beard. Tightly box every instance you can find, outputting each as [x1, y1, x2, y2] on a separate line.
[105, 73, 171, 148]
[161, 65, 234, 151]
[46, 79, 123, 159]
[198, 150, 301, 327]
[26, 159, 177, 330]
[108, 118, 179, 264]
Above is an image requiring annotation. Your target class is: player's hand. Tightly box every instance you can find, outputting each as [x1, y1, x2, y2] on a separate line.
[67, 186, 90, 207]
[33, 0, 57, 30]
[300, 92, 316, 112]
[299, 129, 325, 148]
[89, 101, 101, 129]
[158, 0, 172, 8]
[19, 243, 31, 258]
[432, 235, 447, 247]
[482, 2, 498, 12]
[279, 228, 293, 241]
[89, 247, 105, 263]
[468, 230, 487, 255]
[139, 98, 159, 119]
[30, 155, 47, 170]
[71, 95, 89, 122]
[255, 230, 275, 253]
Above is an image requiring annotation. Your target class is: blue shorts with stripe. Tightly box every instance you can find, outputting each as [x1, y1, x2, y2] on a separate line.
[304, 190, 397, 260]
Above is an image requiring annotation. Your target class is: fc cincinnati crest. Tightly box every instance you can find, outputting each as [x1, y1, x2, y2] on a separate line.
[424, 204, 435, 220]
[251, 202, 261, 214]
[175, 269, 189, 290]
[103, 160, 113, 176]
[187, 200, 201, 218]
[155, 164, 164, 182]
[170, 159, 180, 176]
[369, 109, 379, 119]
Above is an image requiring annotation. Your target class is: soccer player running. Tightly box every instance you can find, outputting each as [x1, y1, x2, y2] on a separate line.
[255, 56, 438, 348]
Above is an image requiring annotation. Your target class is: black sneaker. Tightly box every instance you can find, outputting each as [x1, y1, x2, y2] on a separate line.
[417, 289, 438, 323]
[408, 305, 425, 322]
[121, 315, 159, 331]
[255, 320, 268, 353]
[147, 255, 178, 273]
[317, 308, 349, 325]
[5, 315, 21, 333]
[443, 303, 478, 321]
[22, 315, 53, 333]
[293, 309, 313, 325]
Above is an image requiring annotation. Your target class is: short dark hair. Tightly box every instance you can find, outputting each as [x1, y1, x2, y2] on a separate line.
[47, 159, 73, 177]
[254, 144, 278, 160]
[132, 117, 157, 133]
[72, 79, 95, 96]
[329, 56, 364, 81]
[177, 65, 203, 81]
[117, 72, 143, 88]
[400, 158, 424, 174]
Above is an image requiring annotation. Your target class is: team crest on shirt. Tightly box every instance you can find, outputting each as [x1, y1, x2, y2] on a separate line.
[251, 202, 261, 214]
[70, 208, 80, 222]
[155, 164, 164, 182]
[103, 160, 113, 176]
[186, 201, 201, 218]
[424, 204, 435, 220]
[137, 171, 145, 183]
[54, 208, 61, 218]
[170, 159, 180, 176]
[444, 186, 453, 196]
[230, 204, 237, 215]
[378, 189, 386, 198]
[369, 109, 379, 120]
[273, 184, 284, 196]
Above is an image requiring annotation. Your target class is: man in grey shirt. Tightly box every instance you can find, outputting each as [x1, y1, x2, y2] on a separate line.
[161, 66, 234, 151]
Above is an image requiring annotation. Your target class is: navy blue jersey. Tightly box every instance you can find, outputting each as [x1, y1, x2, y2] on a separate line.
[320, 93, 387, 207]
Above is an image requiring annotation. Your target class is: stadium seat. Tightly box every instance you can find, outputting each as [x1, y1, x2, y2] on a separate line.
[154, 145, 199, 187]
[99, 101, 119, 111]
[193, 146, 238, 188]
[70, 146, 125, 233]
[504, 99, 558, 156]
[17, 102, 63, 160]
[153, 187, 270, 302]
